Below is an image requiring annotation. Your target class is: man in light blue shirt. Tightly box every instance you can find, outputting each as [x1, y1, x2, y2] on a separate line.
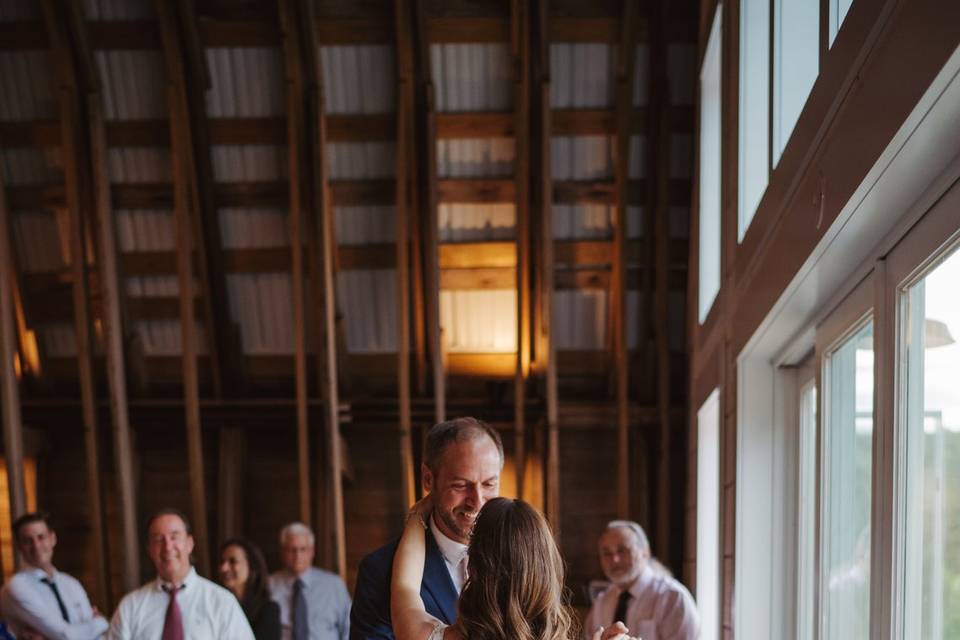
[269, 522, 350, 640]
[0, 511, 108, 640]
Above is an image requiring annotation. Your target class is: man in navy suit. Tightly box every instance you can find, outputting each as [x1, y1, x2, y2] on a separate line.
[350, 417, 504, 639]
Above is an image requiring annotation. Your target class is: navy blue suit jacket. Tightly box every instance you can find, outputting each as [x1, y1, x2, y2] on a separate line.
[350, 529, 458, 640]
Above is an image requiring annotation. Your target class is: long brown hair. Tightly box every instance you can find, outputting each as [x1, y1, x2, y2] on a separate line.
[455, 498, 577, 640]
[220, 538, 272, 620]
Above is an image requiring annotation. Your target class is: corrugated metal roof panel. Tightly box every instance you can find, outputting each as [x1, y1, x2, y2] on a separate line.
[108, 148, 172, 183]
[95, 51, 167, 120]
[83, 0, 153, 20]
[632, 44, 649, 106]
[38, 324, 77, 358]
[431, 44, 511, 112]
[0, 148, 61, 185]
[628, 135, 645, 179]
[320, 45, 395, 114]
[627, 205, 643, 239]
[0, 52, 57, 120]
[550, 44, 613, 108]
[115, 209, 176, 252]
[11, 211, 66, 272]
[551, 136, 612, 180]
[552, 204, 612, 240]
[668, 44, 696, 106]
[227, 273, 294, 354]
[0, 0, 39, 20]
[553, 290, 606, 350]
[220, 208, 289, 249]
[327, 142, 395, 179]
[211, 145, 287, 181]
[671, 134, 693, 178]
[125, 275, 178, 297]
[337, 269, 398, 353]
[205, 48, 284, 117]
[436, 138, 514, 178]
[132, 320, 208, 356]
[335, 206, 395, 245]
[439, 204, 515, 242]
[440, 289, 516, 352]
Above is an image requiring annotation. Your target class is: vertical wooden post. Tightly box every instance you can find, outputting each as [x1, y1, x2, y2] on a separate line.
[217, 426, 245, 542]
[0, 180, 27, 532]
[613, 0, 640, 520]
[512, 0, 532, 501]
[395, 0, 417, 508]
[649, 0, 674, 563]
[39, 0, 111, 606]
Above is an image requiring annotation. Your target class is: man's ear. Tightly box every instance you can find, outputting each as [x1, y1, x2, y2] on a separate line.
[421, 463, 433, 493]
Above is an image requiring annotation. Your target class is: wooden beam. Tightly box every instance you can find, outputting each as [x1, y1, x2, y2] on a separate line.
[437, 178, 515, 203]
[612, 0, 640, 520]
[217, 426, 245, 542]
[512, 0, 532, 502]
[0, 175, 28, 543]
[435, 112, 513, 138]
[426, 17, 509, 43]
[40, 0, 111, 607]
[438, 241, 516, 268]
[395, 0, 416, 508]
[439, 267, 514, 290]
[155, 0, 211, 577]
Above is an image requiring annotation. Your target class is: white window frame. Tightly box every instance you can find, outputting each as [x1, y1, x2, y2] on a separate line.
[698, 5, 723, 323]
[697, 388, 722, 640]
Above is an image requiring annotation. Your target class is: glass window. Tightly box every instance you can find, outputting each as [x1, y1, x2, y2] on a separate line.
[697, 388, 721, 640]
[737, 0, 770, 241]
[773, 0, 819, 164]
[822, 320, 873, 639]
[829, 0, 854, 46]
[698, 6, 722, 323]
[797, 380, 817, 640]
[900, 244, 960, 638]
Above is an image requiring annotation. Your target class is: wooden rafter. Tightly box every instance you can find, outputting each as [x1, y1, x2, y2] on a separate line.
[612, 0, 640, 519]
[39, 0, 112, 607]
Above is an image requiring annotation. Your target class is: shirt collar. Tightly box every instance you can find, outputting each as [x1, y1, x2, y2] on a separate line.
[26, 566, 57, 581]
[627, 564, 654, 599]
[429, 516, 468, 564]
[156, 566, 197, 592]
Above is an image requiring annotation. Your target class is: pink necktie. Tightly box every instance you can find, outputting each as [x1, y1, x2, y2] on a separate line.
[161, 585, 184, 640]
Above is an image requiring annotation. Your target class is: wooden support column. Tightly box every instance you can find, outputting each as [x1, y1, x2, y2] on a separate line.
[40, 0, 111, 607]
[413, 0, 445, 425]
[647, 0, 674, 562]
[612, 0, 639, 519]
[395, 0, 416, 508]
[217, 426, 245, 541]
[534, 0, 559, 532]
[511, 0, 531, 501]
[155, 0, 211, 577]
[0, 179, 27, 536]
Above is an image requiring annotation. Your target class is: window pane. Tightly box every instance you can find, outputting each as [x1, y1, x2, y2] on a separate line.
[829, 0, 854, 46]
[797, 381, 817, 640]
[738, 0, 769, 240]
[900, 245, 960, 639]
[822, 321, 873, 639]
[698, 7, 722, 323]
[773, 0, 819, 164]
[697, 389, 721, 640]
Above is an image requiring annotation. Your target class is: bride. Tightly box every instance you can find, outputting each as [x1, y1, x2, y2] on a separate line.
[391, 496, 639, 640]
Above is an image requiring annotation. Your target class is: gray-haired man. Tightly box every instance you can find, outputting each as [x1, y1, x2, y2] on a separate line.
[269, 522, 351, 640]
[584, 520, 700, 640]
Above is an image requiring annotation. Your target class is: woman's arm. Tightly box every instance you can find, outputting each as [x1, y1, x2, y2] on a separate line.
[390, 497, 444, 640]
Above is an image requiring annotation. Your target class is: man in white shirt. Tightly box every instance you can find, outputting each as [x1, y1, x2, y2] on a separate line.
[0, 511, 108, 640]
[583, 521, 700, 640]
[269, 522, 351, 640]
[108, 508, 254, 639]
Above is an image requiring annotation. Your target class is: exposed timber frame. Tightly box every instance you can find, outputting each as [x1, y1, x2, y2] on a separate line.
[39, 0, 112, 607]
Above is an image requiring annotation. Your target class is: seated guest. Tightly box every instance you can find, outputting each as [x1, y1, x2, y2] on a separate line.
[0, 511, 108, 639]
[220, 538, 281, 640]
[583, 521, 699, 640]
[269, 522, 350, 640]
[108, 508, 254, 639]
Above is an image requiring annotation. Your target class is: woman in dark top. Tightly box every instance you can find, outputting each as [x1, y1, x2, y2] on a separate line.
[220, 538, 281, 640]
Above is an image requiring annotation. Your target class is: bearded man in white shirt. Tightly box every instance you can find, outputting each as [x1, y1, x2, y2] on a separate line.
[108, 508, 254, 639]
[583, 521, 700, 640]
[1, 511, 108, 640]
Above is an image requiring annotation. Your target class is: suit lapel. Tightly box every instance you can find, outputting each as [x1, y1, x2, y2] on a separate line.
[421, 529, 459, 624]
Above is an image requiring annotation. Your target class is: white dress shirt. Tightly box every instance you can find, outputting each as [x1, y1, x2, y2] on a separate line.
[0, 567, 108, 640]
[583, 566, 700, 640]
[429, 517, 468, 594]
[107, 567, 254, 640]
[268, 567, 351, 640]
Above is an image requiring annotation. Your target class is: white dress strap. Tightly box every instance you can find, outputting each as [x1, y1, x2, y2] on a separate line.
[427, 621, 447, 640]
